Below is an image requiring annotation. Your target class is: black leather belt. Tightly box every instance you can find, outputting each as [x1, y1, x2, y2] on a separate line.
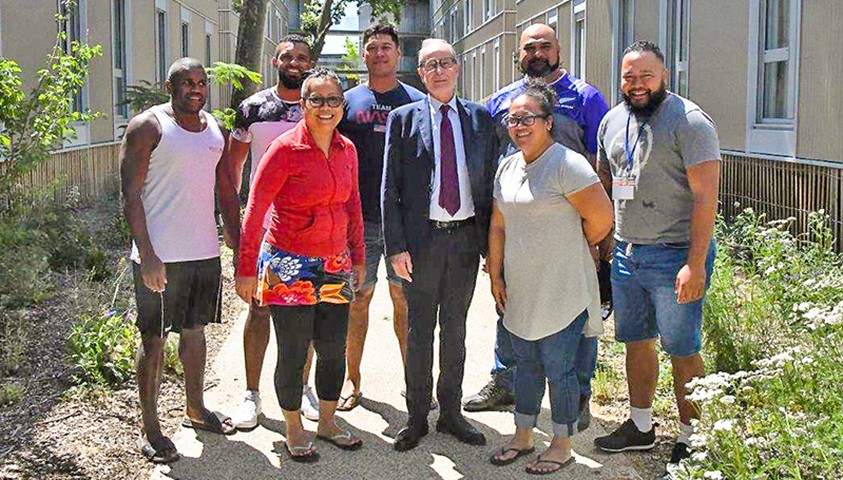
[430, 217, 475, 230]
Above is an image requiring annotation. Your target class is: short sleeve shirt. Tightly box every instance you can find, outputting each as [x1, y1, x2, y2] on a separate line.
[494, 143, 603, 340]
[487, 72, 609, 160]
[597, 93, 721, 244]
[339, 82, 425, 223]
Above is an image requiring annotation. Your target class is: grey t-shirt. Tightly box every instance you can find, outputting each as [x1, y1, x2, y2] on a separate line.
[494, 143, 603, 340]
[597, 93, 720, 244]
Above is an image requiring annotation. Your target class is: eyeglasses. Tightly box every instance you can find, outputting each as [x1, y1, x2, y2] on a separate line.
[505, 113, 550, 128]
[419, 57, 457, 72]
[306, 95, 344, 108]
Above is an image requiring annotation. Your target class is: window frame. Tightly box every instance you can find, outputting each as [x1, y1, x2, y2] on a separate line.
[57, 0, 90, 147]
[155, 3, 169, 85]
[493, 38, 500, 92]
[463, 0, 471, 34]
[571, 0, 586, 79]
[745, 0, 801, 156]
[112, 0, 132, 124]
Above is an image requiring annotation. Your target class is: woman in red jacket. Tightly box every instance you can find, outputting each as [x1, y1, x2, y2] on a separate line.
[235, 68, 366, 462]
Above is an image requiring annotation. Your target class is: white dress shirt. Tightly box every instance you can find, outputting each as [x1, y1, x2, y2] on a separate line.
[428, 95, 475, 221]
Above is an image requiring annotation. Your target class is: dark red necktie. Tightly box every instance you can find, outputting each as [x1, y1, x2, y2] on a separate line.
[438, 104, 460, 216]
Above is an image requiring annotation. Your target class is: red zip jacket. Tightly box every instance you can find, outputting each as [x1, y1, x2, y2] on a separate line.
[237, 120, 364, 277]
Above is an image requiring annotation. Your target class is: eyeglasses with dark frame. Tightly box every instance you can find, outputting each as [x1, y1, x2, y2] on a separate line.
[505, 113, 550, 128]
[305, 95, 344, 108]
[419, 57, 457, 72]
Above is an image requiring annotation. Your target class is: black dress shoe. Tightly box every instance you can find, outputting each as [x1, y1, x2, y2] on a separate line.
[436, 415, 486, 446]
[393, 424, 428, 452]
[462, 377, 514, 412]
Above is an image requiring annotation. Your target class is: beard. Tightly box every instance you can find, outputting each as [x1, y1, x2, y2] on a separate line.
[622, 81, 668, 116]
[521, 56, 560, 78]
[278, 69, 305, 90]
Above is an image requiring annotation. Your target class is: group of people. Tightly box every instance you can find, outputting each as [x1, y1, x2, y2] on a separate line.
[121, 19, 720, 477]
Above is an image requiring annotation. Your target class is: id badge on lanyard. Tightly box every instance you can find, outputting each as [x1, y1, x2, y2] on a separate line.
[614, 113, 647, 201]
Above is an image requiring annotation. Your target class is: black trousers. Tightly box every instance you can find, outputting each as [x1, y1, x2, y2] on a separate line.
[403, 224, 480, 426]
[268, 303, 349, 411]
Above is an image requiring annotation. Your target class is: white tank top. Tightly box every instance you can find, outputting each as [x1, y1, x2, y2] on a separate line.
[130, 104, 225, 263]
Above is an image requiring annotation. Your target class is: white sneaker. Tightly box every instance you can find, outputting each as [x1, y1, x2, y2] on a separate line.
[233, 390, 262, 430]
[301, 385, 320, 421]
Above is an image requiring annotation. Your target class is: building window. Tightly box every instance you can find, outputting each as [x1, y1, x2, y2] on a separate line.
[463, 0, 471, 33]
[59, 0, 86, 112]
[205, 33, 212, 110]
[156, 9, 168, 83]
[547, 10, 558, 30]
[572, 0, 586, 79]
[493, 38, 500, 92]
[471, 51, 477, 100]
[113, 0, 128, 118]
[757, 0, 796, 122]
[480, 46, 486, 98]
[181, 22, 189, 57]
[662, 0, 690, 97]
[449, 7, 457, 42]
[484, 0, 494, 21]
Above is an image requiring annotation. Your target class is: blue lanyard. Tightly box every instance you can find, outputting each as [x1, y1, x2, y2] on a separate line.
[624, 113, 648, 173]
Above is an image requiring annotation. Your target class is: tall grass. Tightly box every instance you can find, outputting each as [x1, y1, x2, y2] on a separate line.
[675, 209, 843, 479]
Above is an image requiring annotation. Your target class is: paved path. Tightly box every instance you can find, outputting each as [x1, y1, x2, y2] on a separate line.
[152, 266, 641, 480]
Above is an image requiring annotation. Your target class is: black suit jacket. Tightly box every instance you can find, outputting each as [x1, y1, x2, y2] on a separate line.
[382, 96, 498, 259]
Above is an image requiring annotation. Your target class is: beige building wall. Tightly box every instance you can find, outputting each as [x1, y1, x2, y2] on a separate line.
[795, 0, 843, 162]
[686, 0, 747, 151]
[584, 0, 613, 99]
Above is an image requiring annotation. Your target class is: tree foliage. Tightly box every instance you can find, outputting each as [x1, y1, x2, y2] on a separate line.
[301, 0, 404, 62]
[0, 3, 102, 192]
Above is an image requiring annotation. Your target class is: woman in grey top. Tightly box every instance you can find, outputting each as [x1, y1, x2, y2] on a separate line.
[488, 81, 613, 474]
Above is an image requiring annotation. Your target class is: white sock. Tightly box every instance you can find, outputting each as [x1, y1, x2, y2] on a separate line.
[245, 389, 260, 401]
[677, 422, 694, 446]
[630, 407, 653, 432]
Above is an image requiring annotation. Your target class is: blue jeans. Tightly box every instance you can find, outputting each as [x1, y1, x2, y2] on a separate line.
[492, 312, 597, 398]
[510, 310, 587, 438]
[612, 240, 716, 357]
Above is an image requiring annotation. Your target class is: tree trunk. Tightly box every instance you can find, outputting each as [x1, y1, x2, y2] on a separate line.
[309, 0, 335, 63]
[230, 0, 269, 110]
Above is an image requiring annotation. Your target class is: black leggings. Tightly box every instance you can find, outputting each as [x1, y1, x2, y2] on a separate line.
[269, 303, 350, 411]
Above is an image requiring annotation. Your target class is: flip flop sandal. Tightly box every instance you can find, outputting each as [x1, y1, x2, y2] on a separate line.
[490, 446, 536, 466]
[140, 436, 180, 464]
[336, 391, 363, 412]
[182, 411, 236, 435]
[525, 455, 575, 475]
[317, 430, 363, 451]
[285, 441, 320, 463]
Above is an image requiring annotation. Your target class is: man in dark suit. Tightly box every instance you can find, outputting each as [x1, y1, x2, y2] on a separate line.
[382, 38, 497, 452]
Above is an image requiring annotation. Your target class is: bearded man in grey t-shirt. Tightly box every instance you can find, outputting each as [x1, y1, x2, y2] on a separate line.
[593, 41, 721, 475]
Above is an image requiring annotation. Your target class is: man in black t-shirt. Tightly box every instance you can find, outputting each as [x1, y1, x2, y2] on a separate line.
[336, 23, 425, 412]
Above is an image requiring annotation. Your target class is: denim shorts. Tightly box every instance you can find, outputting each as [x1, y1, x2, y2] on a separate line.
[611, 239, 716, 357]
[362, 220, 401, 290]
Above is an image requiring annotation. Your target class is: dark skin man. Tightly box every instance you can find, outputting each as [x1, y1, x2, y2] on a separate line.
[120, 58, 241, 461]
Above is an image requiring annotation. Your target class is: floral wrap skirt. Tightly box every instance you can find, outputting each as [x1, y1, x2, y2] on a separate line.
[256, 242, 354, 307]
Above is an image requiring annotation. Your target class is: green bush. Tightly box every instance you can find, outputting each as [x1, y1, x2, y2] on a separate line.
[0, 381, 24, 407]
[674, 209, 843, 479]
[69, 309, 138, 386]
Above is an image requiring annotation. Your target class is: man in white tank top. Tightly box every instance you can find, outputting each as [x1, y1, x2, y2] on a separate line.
[120, 58, 241, 464]
[227, 35, 320, 429]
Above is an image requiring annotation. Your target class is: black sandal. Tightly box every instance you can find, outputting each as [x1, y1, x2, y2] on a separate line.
[525, 455, 575, 475]
[490, 446, 535, 466]
[181, 411, 236, 435]
[140, 436, 180, 464]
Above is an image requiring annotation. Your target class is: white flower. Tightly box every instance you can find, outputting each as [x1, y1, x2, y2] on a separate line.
[713, 419, 735, 432]
[691, 451, 708, 462]
[745, 437, 759, 446]
[704, 471, 724, 480]
[720, 395, 736, 405]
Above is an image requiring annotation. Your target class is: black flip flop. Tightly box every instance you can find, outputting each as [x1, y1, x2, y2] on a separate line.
[140, 436, 180, 464]
[317, 430, 363, 451]
[182, 411, 236, 435]
[285, 440, 320, 463]
[525, 455, 575, 475]
[490, 446, 536, 466]
[336, 391, 363, 412]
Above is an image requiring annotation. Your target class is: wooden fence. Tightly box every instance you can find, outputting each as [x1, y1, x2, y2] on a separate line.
[23, 141, 122, 203]
[719, 153, 843, 250]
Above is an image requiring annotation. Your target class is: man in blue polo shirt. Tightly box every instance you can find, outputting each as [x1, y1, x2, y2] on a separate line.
[463, 24, 609, 433]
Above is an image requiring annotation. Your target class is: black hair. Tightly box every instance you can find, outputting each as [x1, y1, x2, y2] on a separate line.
[515, 78, 558, 118]
[276, 34, 312, 56]
[362, 22, 400, 47]
[300, 67, 343, 98]
[622, 40, 665, 64]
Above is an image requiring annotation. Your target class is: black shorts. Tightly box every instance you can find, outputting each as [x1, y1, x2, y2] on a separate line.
[132, 257, 222, 336]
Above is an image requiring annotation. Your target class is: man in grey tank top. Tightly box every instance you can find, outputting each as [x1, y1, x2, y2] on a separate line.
[120, 58, 241, 463]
